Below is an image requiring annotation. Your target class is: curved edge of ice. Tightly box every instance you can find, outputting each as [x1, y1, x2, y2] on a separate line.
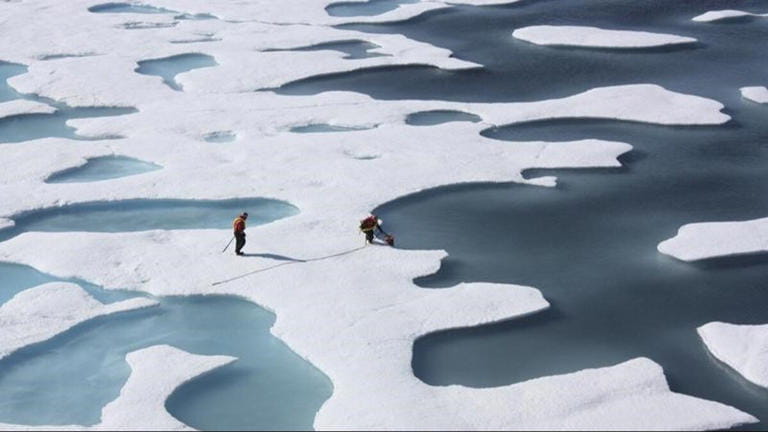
[699, 322, 768, 389]
[0, 282, 159, 360]
[740, 86, 768, 104]
[514, 357, 758, 430]
[0, 218, 14, 230]
[99, 345, 237, 430]
[0, 99, 56, 120]
[657, 217, 768, 261]
[512, 25, 697, 49]
[0, 345, 237, 431]
[693, 10, 767, 23]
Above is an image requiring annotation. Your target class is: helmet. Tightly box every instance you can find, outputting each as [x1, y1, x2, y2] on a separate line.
[241, 212, 249, 218]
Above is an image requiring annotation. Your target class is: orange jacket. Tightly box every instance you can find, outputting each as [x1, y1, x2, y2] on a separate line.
[233, 217, 246, 233]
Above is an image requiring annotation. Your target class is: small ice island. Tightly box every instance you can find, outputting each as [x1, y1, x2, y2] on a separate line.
[512, 25, 697, 48]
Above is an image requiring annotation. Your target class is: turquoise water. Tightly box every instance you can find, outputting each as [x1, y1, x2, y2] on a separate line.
[0, 62, 27, 103]
[203, 131, 236, 143]
[0, 107, 135, 144]
[0, 263, 57, 305]
[0, 62, 136, 144]
[45, 156, 161, 183]
[291, 124, 373, 133]
[135, 54, 218, 91]
[0, 198, 298, 243]
[88, 3, 174, 14]
[0, 197, 328, 429]
[87, 3, 215, 20]
[277, 40, 388, 59]
[0, 295, 332, 429]
[406, 110, 481, 126]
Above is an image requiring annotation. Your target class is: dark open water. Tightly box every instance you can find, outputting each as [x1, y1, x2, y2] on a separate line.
[284, 0, 768, 428]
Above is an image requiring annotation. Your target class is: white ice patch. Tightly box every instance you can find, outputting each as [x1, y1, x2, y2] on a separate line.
[0, 345, 236, 431]
[741, 86, 768, 104]
[0, 99, 56, 120]
[693, 10, 768, 23]
[0, 282, 158, 360]
[0, 0, 754, 429]
[100, 345, 237, 430]
[699, 322, 768, 389]
[0, 218, 13, 230]
[512, 25, 697, 49]
[657, 217, 768, 261]
[0, 227, 757, 430]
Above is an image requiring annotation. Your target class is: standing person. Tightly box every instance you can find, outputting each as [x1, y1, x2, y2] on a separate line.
[233, 212, 248, 256]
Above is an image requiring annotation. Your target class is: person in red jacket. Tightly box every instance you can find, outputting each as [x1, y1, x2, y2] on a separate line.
[233, 212, 248, 255]
[359, 214, 394, 246]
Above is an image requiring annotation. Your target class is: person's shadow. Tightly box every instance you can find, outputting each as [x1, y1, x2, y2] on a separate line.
[240, 252, 306, 262]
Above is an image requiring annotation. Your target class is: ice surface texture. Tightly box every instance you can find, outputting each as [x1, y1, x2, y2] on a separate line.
[512, 25, 697, 49]
[0, 0, 759, 430]
[699, 322, 768, 389]
[693, 10, 768, 23]
[658, 217, 768, 262]
[741, 86, 768, 104]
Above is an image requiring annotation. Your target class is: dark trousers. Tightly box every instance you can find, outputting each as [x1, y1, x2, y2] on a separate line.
[235, 232, 246, 254]
[365, 230, 374, 243]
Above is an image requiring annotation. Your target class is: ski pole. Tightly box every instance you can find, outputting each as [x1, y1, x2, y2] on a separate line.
[222, 236, 235, 253]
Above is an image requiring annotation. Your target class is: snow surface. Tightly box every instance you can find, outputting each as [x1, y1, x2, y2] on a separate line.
[693, 10, 768, 23]
[0, 0, 757, 429]
[0, 99, 56, 120]
[657, 217, 768, 261]
[0, 345, 236, 431]
[0, 282, 158, 359]
[512, 25, 697, 48]
[0, 229, 755, 429]
[699, 322, 768, 389]
[741, 86, 768, 104]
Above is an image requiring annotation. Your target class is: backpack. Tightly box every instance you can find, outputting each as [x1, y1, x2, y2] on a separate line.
[359, 216, 376, 230]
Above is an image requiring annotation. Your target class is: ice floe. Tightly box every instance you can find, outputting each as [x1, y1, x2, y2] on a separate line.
[512, 25, 697, 49]
[699, 322, 768, 389]
[657, 217, 768, 261]
[0, 282, 157, 360]
[741, 86, 768, 104]
[693, 10, 768, 23]
[0, 100, 55, 120]
[100, 345, 236, 430]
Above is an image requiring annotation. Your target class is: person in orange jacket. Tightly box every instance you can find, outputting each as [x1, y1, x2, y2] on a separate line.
[233, 212, 248, 255]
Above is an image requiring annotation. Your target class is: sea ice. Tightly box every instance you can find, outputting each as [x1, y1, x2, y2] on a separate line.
[692, 10, 768, 23]
[740, 86, 768, 104]
[512, 25, 697, 49]
[0, 100, 55, 120]
[0, 0, 757, 429]
[699, 322, 768, 389]
[0, 282, 157, 360]
[0, 226, 756, 430]
[657, 217, 768, 261]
